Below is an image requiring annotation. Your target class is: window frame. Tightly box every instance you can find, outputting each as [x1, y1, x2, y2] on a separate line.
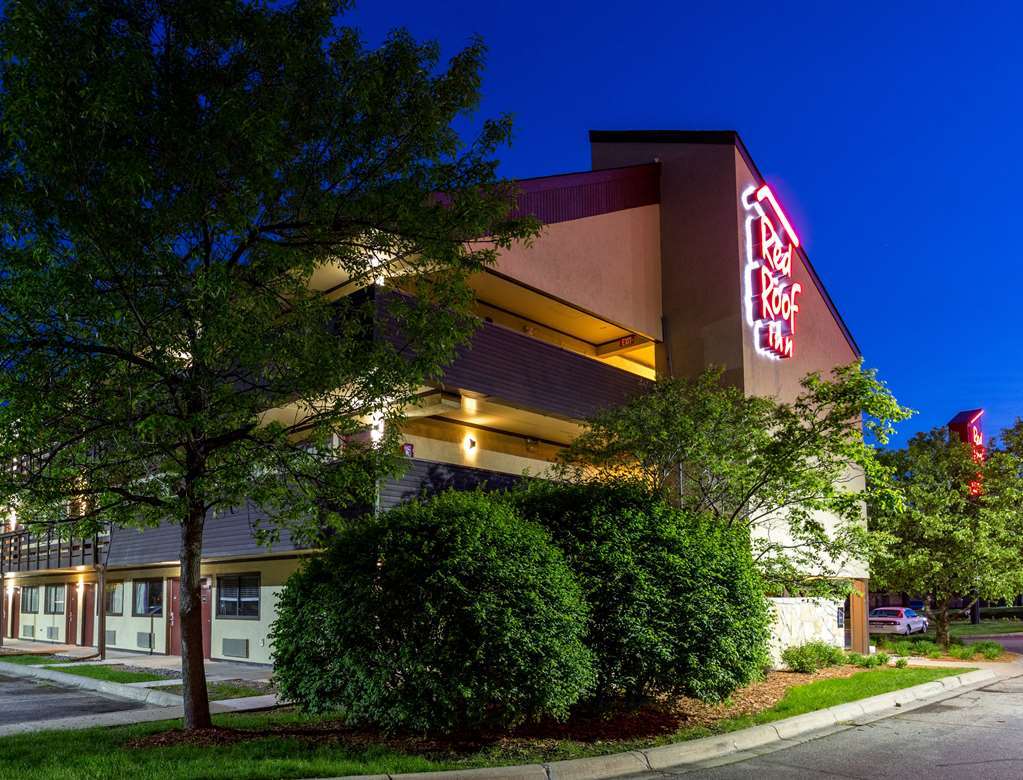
[131, 578, 164, 618]
[216, 573, 261, 621]
[20, 585, 39, 614]
[101, 581, 124, 617]
[43, 584, 65, 615]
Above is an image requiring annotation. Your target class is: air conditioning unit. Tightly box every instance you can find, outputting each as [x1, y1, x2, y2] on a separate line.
[21, 625, 34, 638]
[222, 638, 249, 659]
[105, 630, 116, 646]
[46, 626, 59, 640]
[137, 632, 153, 649]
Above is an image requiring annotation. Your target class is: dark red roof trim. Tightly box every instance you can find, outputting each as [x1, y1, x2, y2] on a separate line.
[513, 163, 660, 225]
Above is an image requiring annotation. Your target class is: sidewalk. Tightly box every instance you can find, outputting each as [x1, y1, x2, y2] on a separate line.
[0, 638, 270, 682]
[902, 654, 1023, 677]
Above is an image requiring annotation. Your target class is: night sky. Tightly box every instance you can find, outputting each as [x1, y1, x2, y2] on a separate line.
[345, 1, 1021, 447]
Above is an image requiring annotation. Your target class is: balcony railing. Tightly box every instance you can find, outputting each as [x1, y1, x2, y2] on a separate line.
[0, 527, 108, 573]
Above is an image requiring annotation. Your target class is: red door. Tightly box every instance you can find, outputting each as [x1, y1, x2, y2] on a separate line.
[79, 584, 95, 647]
[166, 573, 210, 655]
[65, 584, 78, 645]
[9, 589, 18, 639]
[166, 577, 211, 658]
[167, 577, 180, 655]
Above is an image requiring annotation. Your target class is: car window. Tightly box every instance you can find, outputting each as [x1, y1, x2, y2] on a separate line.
[905, 609, 917, 617]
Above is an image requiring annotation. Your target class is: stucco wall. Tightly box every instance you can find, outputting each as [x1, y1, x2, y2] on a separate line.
[494, 205, 663, 340]
[6, 556, 305, 665]
[768, 596, 845, 668]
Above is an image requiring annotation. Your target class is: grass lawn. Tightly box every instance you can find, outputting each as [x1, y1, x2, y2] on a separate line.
[0, 654, 60, 665]
[942, 620, 1023, 637]
[42, 664, 169, 684]
[0, 666, 964, 780]
[159, 680, 272, 701]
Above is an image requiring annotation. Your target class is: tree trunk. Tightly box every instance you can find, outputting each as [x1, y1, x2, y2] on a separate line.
[935, 602, 951, 648]
[180, 504, 211, 730]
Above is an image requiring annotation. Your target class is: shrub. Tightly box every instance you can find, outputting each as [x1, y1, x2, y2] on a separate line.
[980, 606, 1023, 620]
[890, 640, 913, 656]
[270, 490, 595, 734]
[927, 649, 943, 659]
[973, 641, 1004, 660]
[511, 480, 770, 702]
[782, 641, 846, 673]
[911, 639, 941, 656]
[846, 651, 888, 668]
[948, 644, 978, 661]
[895, 658, 909, 668]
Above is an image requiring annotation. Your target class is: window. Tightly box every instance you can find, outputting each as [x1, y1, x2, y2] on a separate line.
[44, 584, 65, 614]
[217, 574, 260, 619]
[20, 586, 38, 614]
[904, 609, 917, 618]
[132, 579, 163, 617]
[102, 582, 123, 616]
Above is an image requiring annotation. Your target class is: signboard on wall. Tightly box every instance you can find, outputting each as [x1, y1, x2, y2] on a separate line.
[743, 184, 802, 359]
[948, 409, 985, 495]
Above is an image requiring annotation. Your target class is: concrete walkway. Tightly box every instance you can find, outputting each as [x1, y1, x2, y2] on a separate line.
[0, 638, 271, 681]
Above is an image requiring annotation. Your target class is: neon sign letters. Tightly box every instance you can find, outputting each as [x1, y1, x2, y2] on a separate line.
[743, 184, 802, 359]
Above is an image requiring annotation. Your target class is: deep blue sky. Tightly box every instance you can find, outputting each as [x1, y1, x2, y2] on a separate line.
[346, 1, 1021, 447]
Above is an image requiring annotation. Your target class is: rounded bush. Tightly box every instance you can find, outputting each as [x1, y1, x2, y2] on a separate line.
[270, 490, 595, 734]
[511, 480, 770, 702]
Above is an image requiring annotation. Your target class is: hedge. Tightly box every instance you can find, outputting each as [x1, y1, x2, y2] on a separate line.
[511, 480, 771, 702]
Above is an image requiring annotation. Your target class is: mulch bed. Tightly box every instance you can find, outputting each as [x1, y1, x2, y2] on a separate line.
[127, 666, 858, 752]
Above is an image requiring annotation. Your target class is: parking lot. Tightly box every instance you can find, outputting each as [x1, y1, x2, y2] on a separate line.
[0, 672, 144, 726]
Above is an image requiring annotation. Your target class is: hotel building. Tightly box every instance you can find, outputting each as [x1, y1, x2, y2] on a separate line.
[0, 130, 869, 664]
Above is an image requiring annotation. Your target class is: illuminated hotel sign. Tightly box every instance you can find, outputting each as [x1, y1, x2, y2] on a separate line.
[948, 409, 985, 496]
[743, 184, 802, 359]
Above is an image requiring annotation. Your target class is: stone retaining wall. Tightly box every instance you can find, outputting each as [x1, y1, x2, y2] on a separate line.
[768, 596, 844, 667]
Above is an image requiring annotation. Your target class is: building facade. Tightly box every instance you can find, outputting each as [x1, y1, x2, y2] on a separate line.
[0, 129, 869, 664]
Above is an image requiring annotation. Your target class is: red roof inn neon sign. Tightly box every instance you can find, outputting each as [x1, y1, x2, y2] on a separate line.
[948, 409, 985, 496]
[743, 184, 802, 359]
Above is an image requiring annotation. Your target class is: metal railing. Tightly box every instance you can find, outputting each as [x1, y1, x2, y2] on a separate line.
[0, 526, 108, 572]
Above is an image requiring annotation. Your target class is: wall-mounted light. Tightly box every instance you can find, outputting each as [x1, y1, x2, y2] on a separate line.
[370, 410, 385, 444]
[463, 434, 477, 453]
[461, 395, 478, 415]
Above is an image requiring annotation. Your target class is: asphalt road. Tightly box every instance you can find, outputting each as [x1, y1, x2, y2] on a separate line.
[656, 675, 1023, 779]
[0, 672, 144, 726]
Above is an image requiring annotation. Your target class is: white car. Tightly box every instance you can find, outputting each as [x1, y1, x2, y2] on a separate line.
[869, 607, 929, 635]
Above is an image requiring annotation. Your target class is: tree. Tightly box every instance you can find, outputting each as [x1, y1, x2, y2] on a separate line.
[559, 362, 912, 595]
[0, 0, 535, 729]
[870, 427, 1023, 646]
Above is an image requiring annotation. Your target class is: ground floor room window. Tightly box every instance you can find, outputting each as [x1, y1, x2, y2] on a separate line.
[20, 586, 38, 613]
[103, 582, 123, 616]
[132, 579, 163, 617]
[43, 584, 65, 614]
[217, 573, 260, 619]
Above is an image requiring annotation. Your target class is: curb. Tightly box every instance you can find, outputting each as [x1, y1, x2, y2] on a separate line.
[323, 668, 999, 780]
[0, 660, 183, 706]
